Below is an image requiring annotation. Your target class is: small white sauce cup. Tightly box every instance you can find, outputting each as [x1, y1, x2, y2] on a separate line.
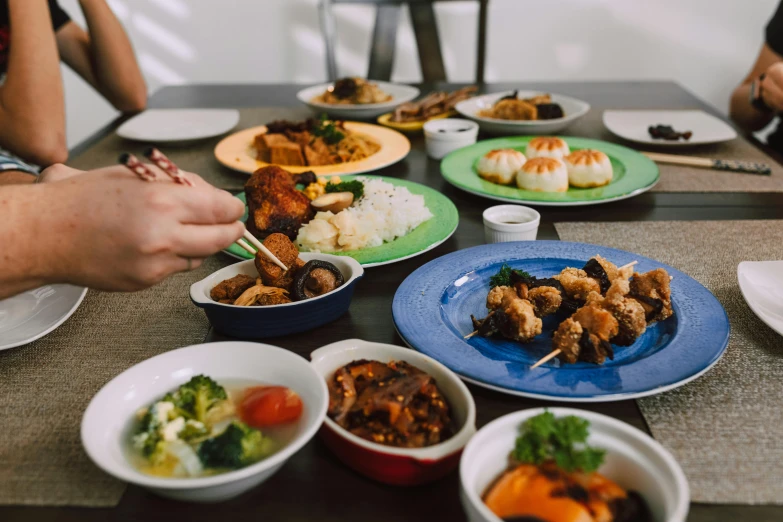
[423, 118, 479, 160]
[482, 204, 541, 244]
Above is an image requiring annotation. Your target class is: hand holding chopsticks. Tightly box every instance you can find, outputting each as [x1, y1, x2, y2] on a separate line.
[119, 149, 288, 271]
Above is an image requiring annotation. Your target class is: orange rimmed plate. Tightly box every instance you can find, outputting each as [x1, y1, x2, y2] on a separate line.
[213, 122, 411, 176]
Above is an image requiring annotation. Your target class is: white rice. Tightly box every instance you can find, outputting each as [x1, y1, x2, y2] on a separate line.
[296, 177, 433, 252]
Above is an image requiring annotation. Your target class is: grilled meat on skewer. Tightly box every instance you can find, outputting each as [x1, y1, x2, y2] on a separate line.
[629, 269, 673, 323]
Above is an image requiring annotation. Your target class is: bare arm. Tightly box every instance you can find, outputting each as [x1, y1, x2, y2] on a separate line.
[57, 0, 147, 112]
[730, 43, 783, 132]
[0, 171, 36, 185]
[0, 0, 67, 166]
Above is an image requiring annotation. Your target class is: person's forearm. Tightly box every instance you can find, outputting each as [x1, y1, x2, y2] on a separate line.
[78, 0, 147, 111]
[730, 82, 775, 133]
[0, 171, 36, 186]
[0, 184, 53, 298]
[0, 0, 67, 166]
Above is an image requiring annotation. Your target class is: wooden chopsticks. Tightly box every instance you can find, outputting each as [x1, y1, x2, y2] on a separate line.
[119, 149, 288, 271]
[642, 152, 772, 175]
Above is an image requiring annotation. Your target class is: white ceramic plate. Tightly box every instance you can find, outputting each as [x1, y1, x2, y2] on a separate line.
[0, 285, 87, 351]
[117, 109, 240, 142]
[738, 260, 783, 337]
[603, 110, 738, 146]
[81, 341, 328, 502]
[459, 408, 689, 522]
[455, 90, 590, 135]
[297, 81, 420, 120]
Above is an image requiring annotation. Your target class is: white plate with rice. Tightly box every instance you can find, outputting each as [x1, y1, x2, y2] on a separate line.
[226, 176, 459, 267]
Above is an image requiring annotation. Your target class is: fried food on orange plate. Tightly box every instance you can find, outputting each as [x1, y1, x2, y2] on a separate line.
[255, 233, 301, 287]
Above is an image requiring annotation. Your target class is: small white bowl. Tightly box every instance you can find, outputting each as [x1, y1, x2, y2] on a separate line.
[81, 341, 328, 503]
[482, 204, 540, 243]
[460, 408, 689, 522]
[297, 81, 420, 120]
[455, 90, 590, 135]
[310, 339, 476, 485]
[423, 118, 479, 160]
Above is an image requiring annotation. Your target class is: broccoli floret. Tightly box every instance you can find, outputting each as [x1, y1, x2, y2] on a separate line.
[197, 421, 274, 469]
[179, 420, 210, 441]
[134, 403, 171, 460]
[164, 375, 228, 423]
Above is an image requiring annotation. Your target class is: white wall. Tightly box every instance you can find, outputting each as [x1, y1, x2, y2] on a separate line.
[59, 0, 779, 146]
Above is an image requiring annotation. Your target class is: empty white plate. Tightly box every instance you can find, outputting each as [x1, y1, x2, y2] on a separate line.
[0, 285, 87, 350]
[117, 109, 240, 142]
[603, 110, 737, 146]
[738, 260, 783, 337]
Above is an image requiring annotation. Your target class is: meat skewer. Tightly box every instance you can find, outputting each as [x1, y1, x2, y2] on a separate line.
[119, 151, 288, 271]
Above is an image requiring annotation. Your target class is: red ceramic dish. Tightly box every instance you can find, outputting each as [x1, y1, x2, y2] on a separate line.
[310, 339, 477, 486]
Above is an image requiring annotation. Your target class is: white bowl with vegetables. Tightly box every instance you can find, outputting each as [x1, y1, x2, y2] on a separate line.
[460, 408, 689, 522]
[81, 341, 328, 503]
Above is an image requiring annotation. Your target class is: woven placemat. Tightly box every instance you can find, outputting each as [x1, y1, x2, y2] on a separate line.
[563, 110, 783, 192]
[555, 220, 783, 504]
[68, 107, 312, 191]
[0, 255, 232, 506]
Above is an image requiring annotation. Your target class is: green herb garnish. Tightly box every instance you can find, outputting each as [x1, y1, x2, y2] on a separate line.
[513, 411, 606, 473]
[326, 180, 364, 200]
[489, 264, 531, 288]
[311, 113, 345, 145]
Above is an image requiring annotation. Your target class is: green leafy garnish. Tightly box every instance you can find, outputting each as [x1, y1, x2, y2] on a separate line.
[513, 411, 606, 473]
[489, 264, 531, 288]
[326, 179, 364, 200]
[311, 114, 345, 145]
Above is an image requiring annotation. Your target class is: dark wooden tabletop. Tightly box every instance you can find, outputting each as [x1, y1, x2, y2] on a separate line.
[7, 82, 783, 522]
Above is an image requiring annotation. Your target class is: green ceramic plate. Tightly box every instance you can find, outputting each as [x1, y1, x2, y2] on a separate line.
[441, 136, 659, 206]
[224, 176, 459, 267]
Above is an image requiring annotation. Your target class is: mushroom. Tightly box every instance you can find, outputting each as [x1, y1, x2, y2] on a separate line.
[311, 192, 354, 214]
[293, 260, 345, 300]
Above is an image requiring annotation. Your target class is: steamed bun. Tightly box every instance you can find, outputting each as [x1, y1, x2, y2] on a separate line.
[515, 157, 568, 192]
[564, 149, 613, 188]
[476, 148, 527, 185]
[526, 137, 570, 160]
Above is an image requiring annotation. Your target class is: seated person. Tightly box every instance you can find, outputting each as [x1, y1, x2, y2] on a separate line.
[0, 0, 146, 182]
[0, 163, 245, 299]
[730, 1, 783, 151]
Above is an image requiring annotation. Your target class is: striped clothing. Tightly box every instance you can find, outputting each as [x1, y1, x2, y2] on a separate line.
[0, 147, 39, 176]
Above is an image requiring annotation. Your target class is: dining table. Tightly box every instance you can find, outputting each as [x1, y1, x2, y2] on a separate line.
[4, 81, 783, 522]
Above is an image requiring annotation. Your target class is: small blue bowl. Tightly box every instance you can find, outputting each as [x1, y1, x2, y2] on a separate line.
[190, 253, 364, 338]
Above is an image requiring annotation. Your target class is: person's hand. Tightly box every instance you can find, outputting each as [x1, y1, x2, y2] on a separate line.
[35, 164, 245, 291]
[37, 163, 84, 184]
[760, 62, 783, 112]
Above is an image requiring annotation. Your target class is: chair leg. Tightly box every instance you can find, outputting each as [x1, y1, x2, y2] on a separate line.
[410, 2, 446, 82]
[367, 5, 401, 81]
[476, 0, 488, 84]
[319, 0, 338, 81]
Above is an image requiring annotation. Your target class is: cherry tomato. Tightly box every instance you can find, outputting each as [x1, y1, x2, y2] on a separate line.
[240, 386, 303, 427]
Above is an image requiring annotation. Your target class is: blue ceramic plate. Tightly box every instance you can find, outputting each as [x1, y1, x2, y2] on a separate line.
[392, 241, 730, 402]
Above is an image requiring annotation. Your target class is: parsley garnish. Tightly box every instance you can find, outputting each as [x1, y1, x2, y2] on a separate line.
[311, 114, 345, 145]
[326, 180, 364, 200]
[513, 411, 606, 473]
[489, 264, 531, 288]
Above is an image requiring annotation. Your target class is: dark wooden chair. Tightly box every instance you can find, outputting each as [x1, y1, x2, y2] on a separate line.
[318, 0, 489, 83]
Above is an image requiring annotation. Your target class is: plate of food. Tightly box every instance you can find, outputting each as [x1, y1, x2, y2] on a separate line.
[213, 116, 411, 176]
[392, 241, 729, 402]
[297, 78, 420, 120]
[441, 136, 659, 206]
[455, 91, 590, 135]
[460, 408, 688, 522]
[222, 167, 459, 268]
[377, 86, 478, 132]
[603, 110, 738, 147]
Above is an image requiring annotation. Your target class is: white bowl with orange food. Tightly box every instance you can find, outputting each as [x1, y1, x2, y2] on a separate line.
[310, 339, 476, 485]
[460, 408, 689, 522]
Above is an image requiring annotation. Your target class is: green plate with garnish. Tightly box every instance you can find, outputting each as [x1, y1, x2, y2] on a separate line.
[223, 175, 459, 268]
[441, 136, 658, 206]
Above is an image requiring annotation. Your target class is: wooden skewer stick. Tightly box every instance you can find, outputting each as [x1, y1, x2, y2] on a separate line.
[243, 228, 288, 271]
[530, 349, 561, 369]
[464, 311, 494, 339]
[618, 261, 638, 271]
[235, 238, 257, 257]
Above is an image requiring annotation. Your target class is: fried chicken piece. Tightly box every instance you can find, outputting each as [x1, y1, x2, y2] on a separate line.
[501, 299, 543, 342]
[245, 165, 316, 240]
[629, 268, 673, 323]
[492, 99, 538, 120]
[554, 301, 618, 365]
[487, 285, 520, 311]
[254, 233, 302, 287]
[599, 279, 647, 346]
[555, 268, 601, 301]
[528, 286, 562, 316]
[552, 318, 584, 364]
[210, 274, 257, 302]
